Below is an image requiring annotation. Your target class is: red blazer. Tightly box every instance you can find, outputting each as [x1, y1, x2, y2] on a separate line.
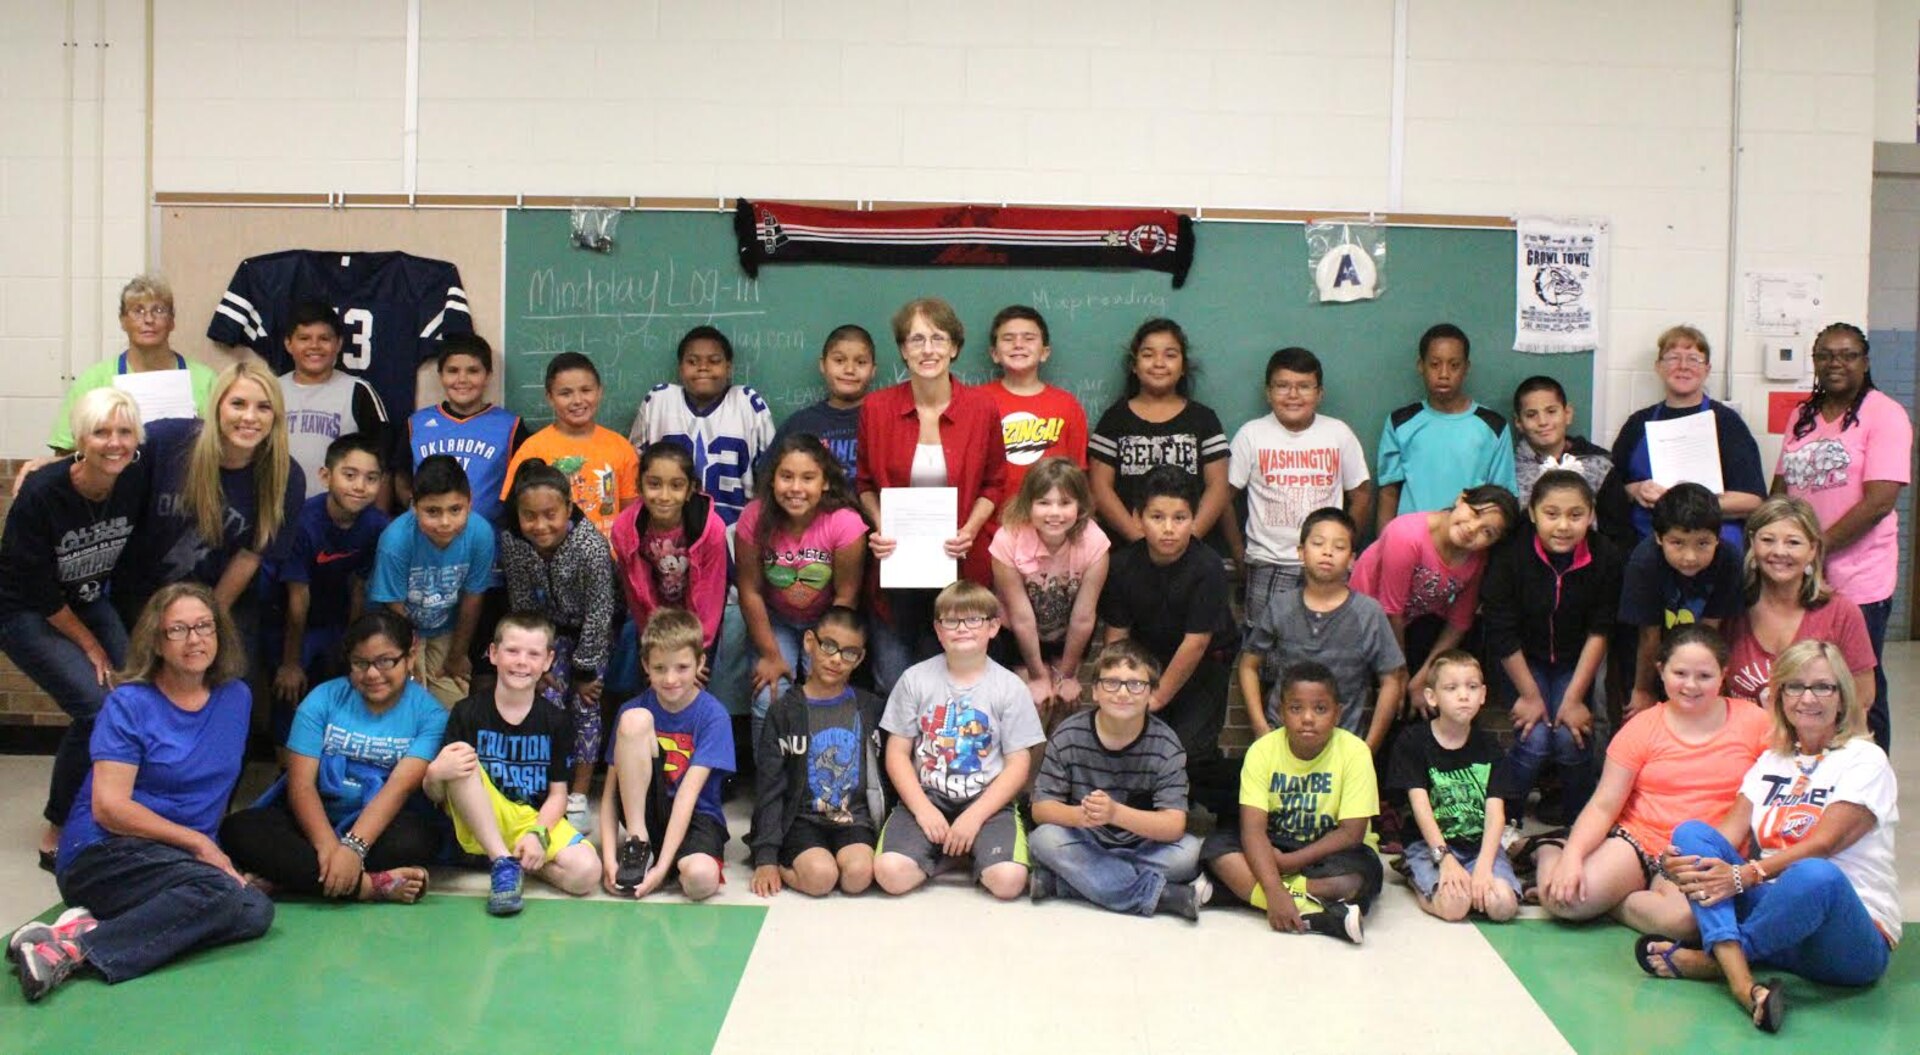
[857, 378, 1008, 587]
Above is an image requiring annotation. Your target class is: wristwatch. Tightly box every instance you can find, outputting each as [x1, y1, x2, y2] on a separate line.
[1426, 843, 1448, 867]
[526, 826, 550, 852]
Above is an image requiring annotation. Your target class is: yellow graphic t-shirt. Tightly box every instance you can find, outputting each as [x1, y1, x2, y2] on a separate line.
[1238, 727, 1380, 851]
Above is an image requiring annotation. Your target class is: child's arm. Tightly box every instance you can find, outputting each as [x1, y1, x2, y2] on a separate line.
[443, 592, 483, 681]
[1096, 796, 1186, 845]
[1343, 483, 1374, 542]
[1629, 625, 1661, 716]
[1029, 797, 1082, 828]
[992, 557, 1051, 701]
[517, 780, 569, 871]
[947, 750, 1031, 855]
[1471, 794, 1510, 909]
[829, 536, 866, 608]
[1055, 554, 1108, 702]
[1227, 486, 1247, 566]
[1373, 483, 1401, 538]
[1088, 461, 1140, 543]
[1151, 632, 1212, 717]
[1192, 459, 1232, 541]
[735, 537, 793, 701]
[1236, 650, 1272, 739]
[748, 710, 793, 895]
[637, 764, 713, 897]
[211, 550, 264, 613]
[1557, 633, 1609, 746]
[597, 762, 623, 893]
[1270, 816, 1370, 875]
[1240, 804, 1304, 932]
[276, 582, 312, 705]
[348, 575, 368, 624]
[1365, 667, 1408, 753]
[885, 733, 948, 846]
[1406, 787, 1470, 897]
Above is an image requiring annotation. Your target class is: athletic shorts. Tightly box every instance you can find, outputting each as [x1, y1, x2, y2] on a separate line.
[1200, 825, 1385, 911]
[778, 813, 877, 868]
[877, 798, 1026, 879]
[615, 754, 730, 872]
[446, 768, 588, 862]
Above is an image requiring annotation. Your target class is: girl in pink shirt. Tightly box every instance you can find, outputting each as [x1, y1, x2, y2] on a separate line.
[988, 458, 1111, 719]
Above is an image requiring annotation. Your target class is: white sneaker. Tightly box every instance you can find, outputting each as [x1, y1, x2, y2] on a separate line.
[1191, 872, 1214, 909]
[566, 792, 592, 836]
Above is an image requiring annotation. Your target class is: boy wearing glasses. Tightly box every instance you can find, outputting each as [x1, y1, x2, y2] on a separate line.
[873, 581, 1045, 900]
[748, 605, 888, 898]
[1228, 346, 1370, 626]
[1027, 639, 1208, 920]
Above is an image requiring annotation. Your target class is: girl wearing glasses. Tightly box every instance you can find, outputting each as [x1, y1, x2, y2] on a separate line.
[1722, 498, 1876, 711]
[857, 297, 1008, 693]
[1606, 325, 1766, 548]
[221, 610, 445, 904]
[1640, 640, 1899, 1033]
[8, 584, 270, 1004]
[1774, 322, 1911, 748]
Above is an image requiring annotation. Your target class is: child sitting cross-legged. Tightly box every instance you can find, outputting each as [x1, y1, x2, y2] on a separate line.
[1027, 639, 1209, 920]
[1202, 661, 1383, 944]
[748, 605, 887, 898]
[1384, 649, 1522, 923]
[423, 612, 600, 915]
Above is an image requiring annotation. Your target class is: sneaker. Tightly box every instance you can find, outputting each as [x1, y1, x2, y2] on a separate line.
[1028, 866, 1058, 904]
[6, 908, 95, 966]
[487, 857, 525, 917]
[565, 793, 593, 836]
[1191, 872, 1215, 908]
[1302, 897, 1364, 945]
[11, 939, 85, 1002]
[615, 835, 652, 892]
[1156, 881, 1200, 922]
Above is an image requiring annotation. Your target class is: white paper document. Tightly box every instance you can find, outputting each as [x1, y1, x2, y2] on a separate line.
[112, 369, 199, 423]
[880, 486, 958, 590]
[1644, 412, 1724, 493]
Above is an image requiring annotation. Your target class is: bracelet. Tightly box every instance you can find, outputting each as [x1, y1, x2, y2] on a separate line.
[1731, 862, 1746, 896]
[341, 833, 370, 860]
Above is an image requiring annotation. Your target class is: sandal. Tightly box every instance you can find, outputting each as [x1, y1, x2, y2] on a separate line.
[1510, 832, 1567, 877]
[1634, 933, 1683, 978]
[1750, 978, 1787, 1033]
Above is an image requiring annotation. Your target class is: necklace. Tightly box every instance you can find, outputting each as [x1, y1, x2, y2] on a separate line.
[1788, 742, 1828, 795]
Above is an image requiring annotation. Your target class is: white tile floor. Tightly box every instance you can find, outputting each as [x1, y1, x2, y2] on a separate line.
[6, 644, 1919, 1053]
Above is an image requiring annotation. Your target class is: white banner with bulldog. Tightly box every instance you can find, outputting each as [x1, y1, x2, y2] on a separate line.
[1514, 216, 1606, 354]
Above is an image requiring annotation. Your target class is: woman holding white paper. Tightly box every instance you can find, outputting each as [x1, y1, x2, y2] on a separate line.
[1606, 325, 1767, 549]
[857, 297, 1008, 692]
[46, 275, 220, 456]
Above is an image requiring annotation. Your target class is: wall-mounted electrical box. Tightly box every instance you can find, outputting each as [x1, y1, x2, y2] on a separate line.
[1762, 338, 1806, 382]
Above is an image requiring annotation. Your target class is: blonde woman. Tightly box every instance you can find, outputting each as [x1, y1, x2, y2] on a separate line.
[1722, 497, 1876, 707]
[1638, 640, 1898, 1032]
[113, 360, 304, 624]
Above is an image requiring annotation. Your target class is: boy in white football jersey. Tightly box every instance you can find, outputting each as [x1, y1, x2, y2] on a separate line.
[628, 325, 776, 527]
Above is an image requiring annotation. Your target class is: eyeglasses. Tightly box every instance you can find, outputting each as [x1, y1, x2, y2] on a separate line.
[125, 304, 174, 321]
[813, 638, 866, 664]
[1659, 353, 1708, 368]
[1811, 350, 1866, 365]
[904, 334, 952, 350]
[162, 620, 217, 641]
[349, 654, 406, 674]
[1267, 382, 1319, 395]
[1095, 677, 1152, 696]
[1781, 681, 1840, 700]
[936, 615, 990, 630]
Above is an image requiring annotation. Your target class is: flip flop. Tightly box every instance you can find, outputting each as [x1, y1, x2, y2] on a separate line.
[1634, 933, 1682, 978]
[1751, 978, 1787, 1033]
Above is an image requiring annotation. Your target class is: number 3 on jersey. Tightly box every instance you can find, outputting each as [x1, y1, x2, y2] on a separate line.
[340, 307, 374, 370]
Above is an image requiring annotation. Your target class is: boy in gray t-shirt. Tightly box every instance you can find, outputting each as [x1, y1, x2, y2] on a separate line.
[1237, 508, 1408, 753]
[874, 582, 1046, 901]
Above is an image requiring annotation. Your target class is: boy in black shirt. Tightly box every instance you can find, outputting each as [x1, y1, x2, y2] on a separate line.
[748, 605, 888, 897]
[425, 612, 599, 915]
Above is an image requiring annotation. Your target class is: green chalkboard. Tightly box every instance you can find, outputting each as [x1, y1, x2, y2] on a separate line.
[502, 210, 1592, 462]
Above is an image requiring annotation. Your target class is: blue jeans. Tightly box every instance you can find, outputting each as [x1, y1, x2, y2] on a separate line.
[56, 836, 274, 984]
[1669, 820, 1890, 986]
[1028, 824, 1202, 916]
[1502, 658, 1597, 821]
[0, 601, 129, 826]
[1858, 598, 1892, 748]
[750, 613, 808, 748]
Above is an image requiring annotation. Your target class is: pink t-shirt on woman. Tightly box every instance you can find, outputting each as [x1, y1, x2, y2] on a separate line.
[1723, 596, 1876, 702]
[1349, 511, 1487, 629]
[1607, 698, 1771, 851]
[988, 520, 1111, 644]
[735, 501, 868, 625]
[1776, 389, 1912, 604]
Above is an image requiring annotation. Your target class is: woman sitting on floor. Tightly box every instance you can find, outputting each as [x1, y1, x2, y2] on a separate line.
[1537, 625, 1771, 935]
[9, 583, 272, 1003]
[221, 610, 446, 903]
[1638, 639, 1899, 1033]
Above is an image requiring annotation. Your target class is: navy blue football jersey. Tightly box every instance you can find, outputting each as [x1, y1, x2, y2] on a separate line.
[208, 250, 471, 418]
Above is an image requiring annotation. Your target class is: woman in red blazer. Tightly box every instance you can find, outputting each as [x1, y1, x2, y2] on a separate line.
[857, 297, 1008, 691]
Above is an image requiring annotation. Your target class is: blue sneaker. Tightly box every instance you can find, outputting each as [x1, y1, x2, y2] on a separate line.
[487, 857, 524, 917]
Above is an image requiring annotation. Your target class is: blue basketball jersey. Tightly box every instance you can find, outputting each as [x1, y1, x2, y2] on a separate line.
[409, 403, 521, 524]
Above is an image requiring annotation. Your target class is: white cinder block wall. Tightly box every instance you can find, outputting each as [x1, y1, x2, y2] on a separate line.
[0, 0, 1899, 460]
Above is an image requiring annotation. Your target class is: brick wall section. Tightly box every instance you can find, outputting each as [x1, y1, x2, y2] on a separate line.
[0, 458, 67, 727]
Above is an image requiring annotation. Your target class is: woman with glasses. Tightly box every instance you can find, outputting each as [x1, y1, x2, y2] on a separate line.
[0, 389, 151, 872]
[1637, 640, 1899, 1033]
[1722, 498, 1876, 711]
[1774, 322, 1911, 748]
[1605, 325, 1767, 549]
[857, 297, 1009, 692]
[8, 584, 270, 1004]
[46, 275, 220, 455]
[221, 610, 445, 903]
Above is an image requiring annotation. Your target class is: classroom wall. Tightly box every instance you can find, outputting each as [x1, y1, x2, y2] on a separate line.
[1876, 0, 1920, 144]
[1871, 145, 1920, 641]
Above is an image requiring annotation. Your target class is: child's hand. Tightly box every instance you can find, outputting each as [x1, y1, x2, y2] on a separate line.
[601, 850, 634, 898]
[869, 533, 898, 560]
[1625, 688, 1657, 720]
[753, 655, 795, 700]
[1556, 696, 1592, 748]
[441, 651, 473, 682]
[1438, 852, 1472, 897]
[1407, 666, 1436, 716]
[273, 662, 307, 705]
[1470, 861, 1498, 911]
[1264, 893, 1306, 934]
[540, 670, 566, 696]
[1080, 790, 1114, 827]
[1510, 694, 1548, 739]
[513, 832, 546, 871]
[913, 805, 950, 847]
[1541, 851, 1586, 909]
[942, 812, 984, 856]
[696, 656, 712, 687]
[426, 742, 478, 784]
[634, 860, 672, 898]
[577, 677, 604, 707]
[751, 864, 783, 897]
[319, 842, 364, 899]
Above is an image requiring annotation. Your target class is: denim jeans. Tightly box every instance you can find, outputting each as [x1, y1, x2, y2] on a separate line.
[750, 612, 808, 747]
[1668, 819, 1890, 986]
[869, 589, 940, 696]
[0, 601, 129, 826]
[1028, 824, 1203, 916]
[1502, 657, 1598, 821]
[56, 836, 274, 984]
[1857, 597, 1892, 748]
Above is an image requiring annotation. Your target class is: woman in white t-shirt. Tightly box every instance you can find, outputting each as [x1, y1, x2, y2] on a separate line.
[1637, 639, 1898, 1033]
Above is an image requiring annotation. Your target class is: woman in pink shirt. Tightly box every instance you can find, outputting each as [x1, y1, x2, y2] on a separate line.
[1722, 497, 1875, 707]
[1539, 626, 1771, 936]
[1774, 322, 1912, 747]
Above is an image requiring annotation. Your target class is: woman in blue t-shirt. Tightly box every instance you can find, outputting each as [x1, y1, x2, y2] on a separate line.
[7, 583, 270, 1004]
[221, 610, 447, 903]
